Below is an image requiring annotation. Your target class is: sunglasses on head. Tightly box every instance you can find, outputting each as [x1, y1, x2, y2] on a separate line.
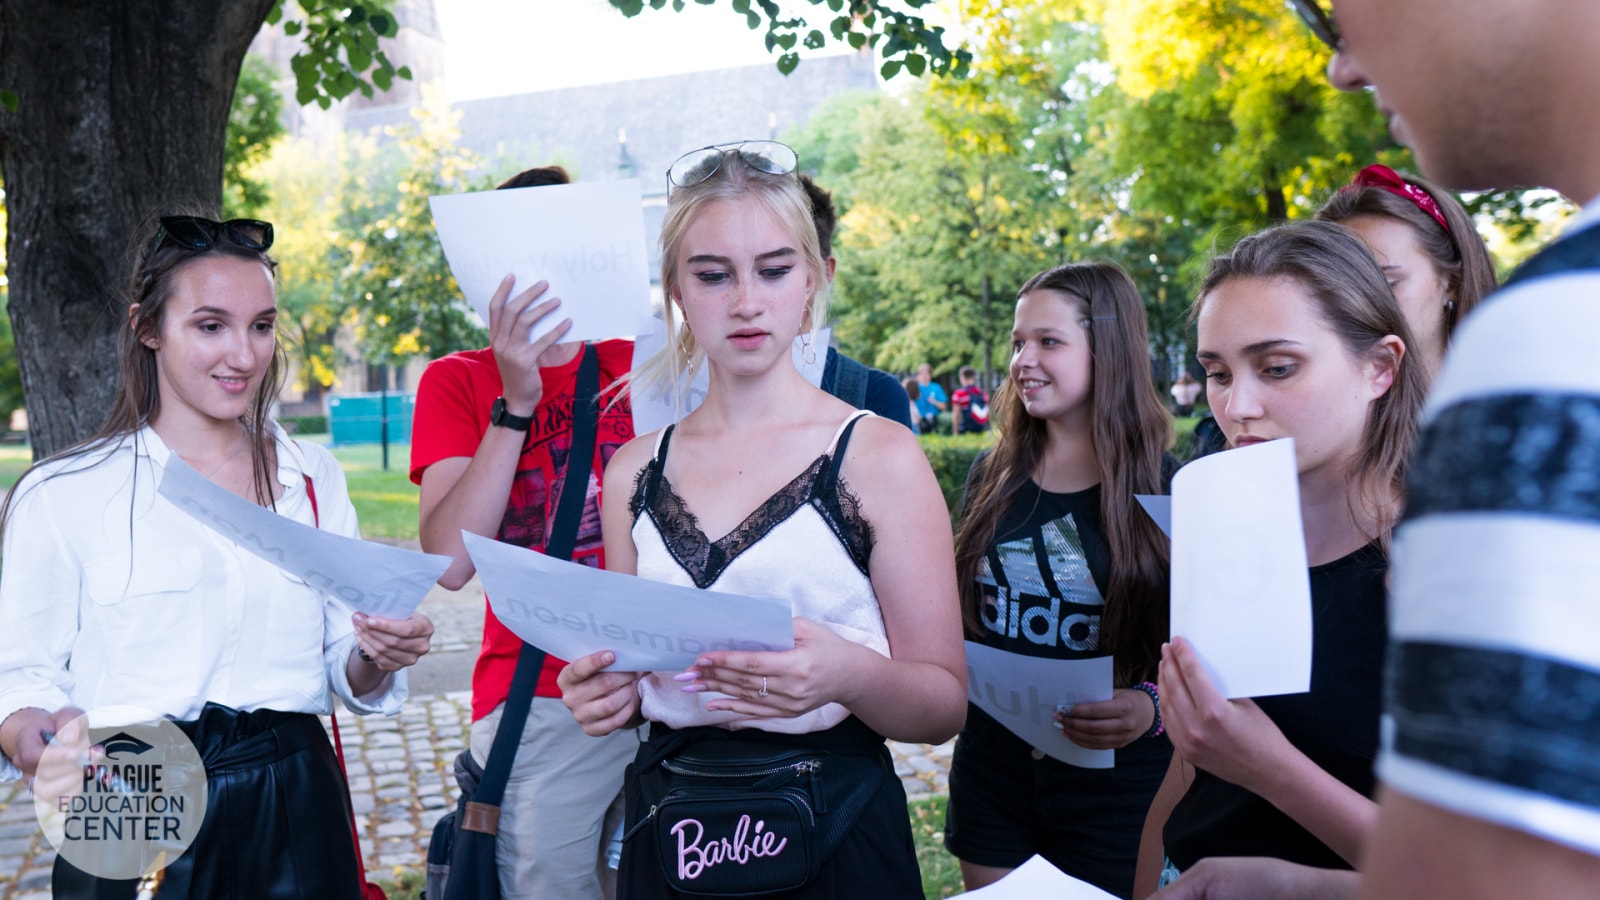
[1288, 0, 1340, 51]
[666, 141, 799, 192]
[152, 216, 275, 254]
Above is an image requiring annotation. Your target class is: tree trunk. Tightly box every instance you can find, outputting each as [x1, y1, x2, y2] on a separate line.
[0, 0, 275, 458]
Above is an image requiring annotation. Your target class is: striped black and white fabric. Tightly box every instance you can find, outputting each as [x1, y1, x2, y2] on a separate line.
[1381, 204, 1600, 856]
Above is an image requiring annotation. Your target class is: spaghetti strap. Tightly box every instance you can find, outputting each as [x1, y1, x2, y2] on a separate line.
[821, 411, 873, 494]
[652, 425, 676, 462]
[825, 410, 873, 455]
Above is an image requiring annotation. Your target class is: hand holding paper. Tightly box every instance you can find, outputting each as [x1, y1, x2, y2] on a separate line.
[429, 180, 652, 344]
[964, 642, 1114, 769]
[1158, 636, 1296, 791]
[1169, 439, 1310, 699]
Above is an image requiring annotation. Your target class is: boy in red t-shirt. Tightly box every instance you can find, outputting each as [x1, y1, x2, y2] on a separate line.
[951, 365, 991, 435]
[410, 166, 638, 898]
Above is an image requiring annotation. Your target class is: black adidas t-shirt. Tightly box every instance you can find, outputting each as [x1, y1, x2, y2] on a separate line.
[1163, 543, 1388, 871]
[974, 479, 1112, 660]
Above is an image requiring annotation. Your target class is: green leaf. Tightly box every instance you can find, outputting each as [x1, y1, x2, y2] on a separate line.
[331, 70, 358, 99]
[265, 1, 284, 26]
[732, 0, 749, 14]
[346, 5, 367, 24]
[348, 47, 372, 73]
[847, 30, 866, 49]
[804, 28, 826, 49]
[0, 89, 18, 113]
[397, 66, 413, 80]
[775, 31, 797, 50]
[881, 59, 902, 79]
[905, 53, 926, 77]
[827, 0, 843, 11]
[283, 19, 303, 36]
[777, 52, 800, 75]
[297, 81, 320, 105]
[830, 15, 850, 40]
[372, 67, 393, 91]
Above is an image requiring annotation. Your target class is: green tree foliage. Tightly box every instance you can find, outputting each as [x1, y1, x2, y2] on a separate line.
[251, 136, 369, 396]
[223, 54, 288, 219]
[613, 0, 970, 79]
[339, 97, 490, 367]
[789, 1, 1095, 377]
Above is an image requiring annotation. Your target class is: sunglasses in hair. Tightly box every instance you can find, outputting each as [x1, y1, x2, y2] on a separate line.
[1288, 0, 1340, 50]
[666, 141, 799, 192]
[152, 216, 275, 254]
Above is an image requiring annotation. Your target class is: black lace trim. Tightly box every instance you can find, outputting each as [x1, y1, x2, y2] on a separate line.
[630, 452, 874, 588]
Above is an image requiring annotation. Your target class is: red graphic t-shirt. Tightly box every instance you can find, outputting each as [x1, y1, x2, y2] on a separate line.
[410, 340, 635, 721]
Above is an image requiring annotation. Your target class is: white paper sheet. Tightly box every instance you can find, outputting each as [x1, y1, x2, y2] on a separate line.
[157, 456, 449, 618]
[629, 318, 832, 434]
[1135, 494, 1171, 537]
[462, 532, 795, 671]
[958, 853, 1119, 898]
[429, 180, 652, 344]
[1170, 438, 1311, 699]
[964, 642, 1114, 769]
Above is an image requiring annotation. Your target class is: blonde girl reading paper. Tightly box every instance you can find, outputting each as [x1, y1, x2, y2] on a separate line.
[559, 142, 966, 898]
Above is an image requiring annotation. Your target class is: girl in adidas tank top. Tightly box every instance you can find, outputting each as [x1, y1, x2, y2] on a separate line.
[944, 263, 1176, 898]
[559, 142, 966, 898]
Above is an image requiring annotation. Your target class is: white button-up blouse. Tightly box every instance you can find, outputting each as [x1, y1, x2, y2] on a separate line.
[0, 426, 407, 780]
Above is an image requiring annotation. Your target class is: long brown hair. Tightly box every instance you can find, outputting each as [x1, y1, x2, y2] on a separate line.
[1, 207, 283, 535]
[953, 262, 1173, 686]
[1317, 168, 1497, 350]
[1196, 221, 1428, 541]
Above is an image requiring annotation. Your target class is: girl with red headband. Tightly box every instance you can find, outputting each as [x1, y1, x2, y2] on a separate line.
[1317, 164, 1497, 375]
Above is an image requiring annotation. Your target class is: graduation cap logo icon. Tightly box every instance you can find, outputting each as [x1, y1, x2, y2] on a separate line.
[100, 732, 155, 759]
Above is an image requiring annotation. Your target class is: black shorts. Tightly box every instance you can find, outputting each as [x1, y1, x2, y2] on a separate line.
[944, 707, 1171, 900]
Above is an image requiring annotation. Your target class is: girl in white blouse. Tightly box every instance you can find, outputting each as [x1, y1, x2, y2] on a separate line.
[0, 212, 433, 897]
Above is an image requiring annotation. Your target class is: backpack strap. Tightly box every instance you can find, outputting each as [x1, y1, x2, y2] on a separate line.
[466, 343, 601, 835]
[825, 353, 871, 410]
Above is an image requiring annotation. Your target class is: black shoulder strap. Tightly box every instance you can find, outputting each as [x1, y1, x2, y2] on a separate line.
[819, 412, 869, 495]
[829, 354, 871, 409]
[1503, 224, 1600, 288]
[470, 344, 600, 817]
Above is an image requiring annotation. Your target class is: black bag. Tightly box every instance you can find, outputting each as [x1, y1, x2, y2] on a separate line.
[423, 345, 600, 900]
[625, 736, 885, 896]
[424, 750, 484, 899]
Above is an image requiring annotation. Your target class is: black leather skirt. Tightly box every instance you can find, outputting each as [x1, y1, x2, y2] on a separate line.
[53, 702, 364, 899]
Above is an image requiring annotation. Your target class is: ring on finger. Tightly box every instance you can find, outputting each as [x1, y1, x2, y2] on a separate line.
[759, 676, 769, 698]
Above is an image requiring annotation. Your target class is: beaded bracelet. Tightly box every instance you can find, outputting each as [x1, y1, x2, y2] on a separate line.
[1134, 681, 1163, 739]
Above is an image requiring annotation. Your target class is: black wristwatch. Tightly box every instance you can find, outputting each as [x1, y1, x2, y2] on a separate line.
[490, 397, 535, 432]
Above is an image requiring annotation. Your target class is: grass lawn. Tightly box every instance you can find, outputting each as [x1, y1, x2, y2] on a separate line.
[311, 437, 421, 541]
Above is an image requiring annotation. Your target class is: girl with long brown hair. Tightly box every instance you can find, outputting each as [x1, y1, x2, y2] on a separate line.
[1134, 220, 1428, 896]
[944, 262, 1175, 898]
[0, 210, 433, 897]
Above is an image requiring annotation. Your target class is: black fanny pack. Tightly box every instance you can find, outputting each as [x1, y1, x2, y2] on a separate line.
[626, 735, 885, 896]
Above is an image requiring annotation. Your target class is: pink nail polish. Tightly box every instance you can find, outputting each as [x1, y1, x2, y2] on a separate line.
[673, 672, 699, 682]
